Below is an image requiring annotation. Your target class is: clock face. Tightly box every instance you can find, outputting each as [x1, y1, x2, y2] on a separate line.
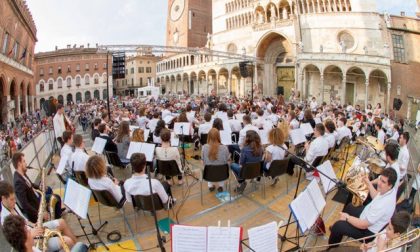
[170, 0, 185, 22]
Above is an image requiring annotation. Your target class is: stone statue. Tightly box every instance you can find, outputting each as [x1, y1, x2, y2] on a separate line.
[282, 8, 288, 19]
[270, 5, 277, 21]
[298, 41, 304, 52]
[320, 44, 323, 53]
[257, 11, 264, 24]
[339, 40, 346, 53]
[206, 33, 212, 49]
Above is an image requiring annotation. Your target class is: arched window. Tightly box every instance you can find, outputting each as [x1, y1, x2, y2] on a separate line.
[85, 75, 90, 85]
[57, 78, 63, 89]
[76, 76, 81, 86]
[94, 75, 99, 84]
[39, 81, 44, 92]
[48, 80, 53, 90]
[102, 73, 107, 83]
[66, 77, 71, 87]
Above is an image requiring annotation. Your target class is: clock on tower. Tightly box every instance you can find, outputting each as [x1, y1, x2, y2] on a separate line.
[166, 0, 212, 48]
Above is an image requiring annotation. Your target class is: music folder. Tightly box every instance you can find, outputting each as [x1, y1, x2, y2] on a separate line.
[300, 123, 314, 136]
[317, 160, 337, 193]
[174, 122, 191, 135]
[247, 221, 278, 252]
[171, 224, 243, 252]
[126, 142, 155, 162]
[171, 132, 180, 147]
[289, 128, 307, 145]
[91, 137, 107, 154]
[220, 130, 232, 145]
[259, 129, 269, 145]
[63, 178, 91, 219]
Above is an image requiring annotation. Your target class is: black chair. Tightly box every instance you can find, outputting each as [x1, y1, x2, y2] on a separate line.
[92, 189, 127, 231]
[201, 164, 231, 204]
[233, 162, 263, 196]
[131, 193, 170, 232]
[156, 160, 182, 181]
[264, 158, 290, 193]
[231, 132, 239, 144]
[74, 171, 89, 187]
[200, 133, 208, 146]
[105, 151, 128, 169]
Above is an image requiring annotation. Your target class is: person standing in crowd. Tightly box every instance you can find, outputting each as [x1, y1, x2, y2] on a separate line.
[53, 104, 73, 147]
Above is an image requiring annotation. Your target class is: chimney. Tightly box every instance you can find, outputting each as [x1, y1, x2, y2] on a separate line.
[87, 43, 90, 48]
[400, 11, 405, 16]
[67, 44, 71, 49]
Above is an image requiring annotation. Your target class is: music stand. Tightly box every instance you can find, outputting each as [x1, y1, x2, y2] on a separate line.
[174, 122, 198, 181]
[64, 178, 108, 250]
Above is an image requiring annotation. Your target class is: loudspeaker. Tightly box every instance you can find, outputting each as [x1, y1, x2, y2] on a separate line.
[393, 98, 403, 111]
[277, 86, 284, 96]
[239, 62, 249, 78]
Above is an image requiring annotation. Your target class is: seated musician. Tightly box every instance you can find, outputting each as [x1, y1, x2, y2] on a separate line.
[263, 128, 287, 186]
[227, 110, 242, 134]
[328, 168, 398, 248]
[153, 119, 166, 144]
[252, 109, 266, 129]
[375, 120, 386, 145]
[198, 113, 213, 136]
[336, 118, 352, 146]
[91, 118, 101, 141]
[302, 109, 316, 128]
[136, 108, 150, 129]
[148, 112, 160, 133]
[201, 128, 230, 192]
[288, 111, 300, 130]
[131, 128, 145, 142]
[230, 131, 263, 194]
[2, 215, 88, 252]
[12, 153, 63, 223]
[287, 124, 329, 178]
[98, 123, 118, 153]
[155, 129, 184, 185]
[389, 125, 400, 142]
[114, 121, 130, 162]
[124, 153, 174, 207]
[70, 134, 89, 173]
[0, 181, 78, 251]
[238, 115, 259, 148]
[86, 156, 124, 203]
[360, 211, 411, 252]
[60, 130, 74, 178]
[324, 119, 337, 150]
[397, 132, 410, 179]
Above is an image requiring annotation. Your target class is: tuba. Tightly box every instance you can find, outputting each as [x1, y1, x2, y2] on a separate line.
[35, 167, 70, 252]
[344, 162, 370, 207]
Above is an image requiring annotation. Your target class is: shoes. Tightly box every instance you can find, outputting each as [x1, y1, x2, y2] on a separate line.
[271, 177, 279, 187]
[217, 187, 223, 192]
[234, 182, 247, 194]
[209, 186, 216, 192]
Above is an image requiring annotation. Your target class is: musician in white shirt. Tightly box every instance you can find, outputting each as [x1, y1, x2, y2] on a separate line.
[324, 119, 337, 149]
[70, 134, 89, 173]
[267, 107, 280, 126]
[53, 104, 72, 147]
[124, 153, 173, 206]
[304, 123, 329, 165]
[238, 115, 259, 148]
[288, 111, 299, 130]
[397, 132, 410, 178]
[375, 120, 386, 145]
[198, 113, 213, 136]
[60, 131, 74, 178]
[136, 108, 150, 129]
[336, 118, 352, 145]
[389, 125, 400, 142]
[227, 110, 242, 133]
[161, 104, 172, 120]
[310, 97, 318, 111]
[86, 156, 124, 203]
[147, 112, 160, 133]
[263, 128, 287, 186]
[252, 109, 266, 129]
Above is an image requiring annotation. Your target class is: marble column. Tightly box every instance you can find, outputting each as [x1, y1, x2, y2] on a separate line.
[299, 72, 304, 101]
[14, 96, 20, 118]
[320, 74, 325, 103]
[386, 82, 391, 114]
[342, 76, 347, 104]
[228, 76, 232, 96]
[365, 79, 369, 110]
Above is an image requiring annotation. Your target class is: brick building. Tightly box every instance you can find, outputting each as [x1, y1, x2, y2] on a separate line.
[34, 45, 113, 108]
[0, 0, 37, 124]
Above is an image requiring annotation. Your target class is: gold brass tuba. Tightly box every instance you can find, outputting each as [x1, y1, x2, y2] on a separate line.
[344, 162, 370, 207]
[35, 167, 70, 252]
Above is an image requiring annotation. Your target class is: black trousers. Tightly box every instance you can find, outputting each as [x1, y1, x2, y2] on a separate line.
[328, 204, 374, 248]
[161, 181, 173, 198]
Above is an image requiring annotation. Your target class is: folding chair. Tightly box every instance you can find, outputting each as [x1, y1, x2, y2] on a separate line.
[131, 193, 168, 232]
[233, 162, 263, 196]
[264, 158, 290, 193]
[201, 164, 231, 204]
[91, 189, 127, 232]
[105, 151, 129, 169]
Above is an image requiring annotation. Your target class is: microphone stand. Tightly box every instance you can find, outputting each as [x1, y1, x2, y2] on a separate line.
[277, 144, 347, 251]
[147, 162, 166, 252]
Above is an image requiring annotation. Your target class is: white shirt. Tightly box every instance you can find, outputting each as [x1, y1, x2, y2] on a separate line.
[1, 203, 27, 225]
[265, 144, 287, 169]
[228, 118, 242, 132]
[336, 126, 352, 145]
[88, 176, 123, 202]
[137, 116, 149, 129]
[268, 114, 280, 126]
[325, 132, 336, 149]
[70, 148, 89, 172]
[305, 136, 329, 165]
[198, 122, 212, 136]
[60, 144, 73, 174]
[147, 118, 159, 132]
[290, 119, 300, 130]
[238, 124, 259, 147]
[367, 231, 401, 252]
[124, 174, 169, 204]
[252, 117, 265, 129]
[360, 188, 396, 233]
[161, 109, 172, 121]
[390, 131, 399, 141]
[397, 145, 409, 178]
[310, 100, 318, 111]
[53, 112, 66, 138]
[377, 129, 386, 145]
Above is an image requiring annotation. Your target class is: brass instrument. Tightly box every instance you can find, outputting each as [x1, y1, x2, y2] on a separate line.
[35, 167, 70, 252]
[382, 228, 420, 252]
[344, 162, 370, 207]
[366, 157, 386, 175]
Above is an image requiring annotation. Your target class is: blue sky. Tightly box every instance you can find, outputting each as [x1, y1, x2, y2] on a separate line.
[26, 0, 418, 52]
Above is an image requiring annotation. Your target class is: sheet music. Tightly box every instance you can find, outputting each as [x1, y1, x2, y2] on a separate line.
[289, 192, 309, 233]
[129, 125, 139, 137]
[126, 142, 143, 159]
[220, 130, 232, 145]
[248, 222, 278, 252]
[172, 225, 207, 252]
[174, 122, 191, 135]
[289, 128, 307, 145]
[300, 123, 314, 135]
[314, 117, 322, 124]
[163, 115, 175, 124]
[56, 155, 68, 175]
[171, 132, 180, 147]
[259, 129, 269, 145]
[306, 180, 326, 214]
[91, 137, 107, 154]
[317, 161, 337, 193]
[207, 226, 241, 252]
[143, 129, 150, 140]
[290, 190, 320, 233]
[141, 143, 156, 162]
[63, 179, 91, 219]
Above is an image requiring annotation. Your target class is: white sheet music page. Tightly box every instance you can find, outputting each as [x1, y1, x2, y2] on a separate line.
[248, 221, 278, 252]
[126, 142, 143, 159]
[317, 160, 337, 193]
[171, 132, 180, 147]
[163, 115, 175, 124]
[298, 191, 319, 232]
[314, 117, 322, 124]
[300, 123, 314, 135]
[143, 129, 150, 140]
[289, 128, 307, 145]
[207, 226, 241, 252]
[91, 137, 107, 154]
[174, 122, 191, 135]
[306, 180, 326, 213]
[259, 129, 269, 145]
[63, 179, 91, 219]
[56, 155, 68, 175]
[290, 192, 310, 233]
[220, 130, 233, 145]
[172, 225, 207, 252]
[129, 125, 139, 137]
[140, 143, 156, 162]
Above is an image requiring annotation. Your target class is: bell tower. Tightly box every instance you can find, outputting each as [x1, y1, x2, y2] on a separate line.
[166, 0, 212, 48]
